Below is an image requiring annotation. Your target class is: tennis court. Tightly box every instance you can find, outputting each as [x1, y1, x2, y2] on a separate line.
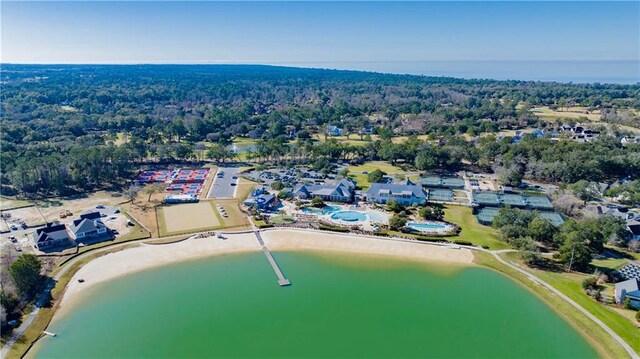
[526, 196, 554, 210]
[476, 207, 500, 225]
[428, 189, 454, 202]
[538, 212, 565, 226]
[501, 194, 527, 208]
[473, 192, 500, 206]
[421, 176, 465, 189]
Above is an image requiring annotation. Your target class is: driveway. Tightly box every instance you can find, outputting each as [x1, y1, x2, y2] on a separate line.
[207, 167, 241, 199]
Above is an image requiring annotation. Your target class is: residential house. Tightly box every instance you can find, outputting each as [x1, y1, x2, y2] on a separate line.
[293, 179, 356, 203]
[366, 183, 427, 206]
[244, 193, 279, 211]
[33, 223, 71, 250]
[621, 136, 640, 146]
[326, 125, 343, 137]
[70, 215, 111, 243]
[614, 279, 640, 308]
[558, 125, 600, 143]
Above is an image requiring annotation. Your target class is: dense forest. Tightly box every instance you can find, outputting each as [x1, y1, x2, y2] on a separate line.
[1, 64, 639, 196]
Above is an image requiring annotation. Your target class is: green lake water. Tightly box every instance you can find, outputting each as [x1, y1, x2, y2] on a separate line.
[34, 251, 598, 358]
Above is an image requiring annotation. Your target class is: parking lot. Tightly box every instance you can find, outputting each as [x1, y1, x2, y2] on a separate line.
[1, 204, 132, 254]
[245, 164, 348, 187]
[207, 167, 241, 198]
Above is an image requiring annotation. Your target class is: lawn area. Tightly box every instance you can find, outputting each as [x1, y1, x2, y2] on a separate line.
[530, 106, 601, 122]
[157, 201, 223, 236]
[474, 251, 632, 359]
[443, 205, 509, 250]
[591, 257, 630, 271]
[0, 197, 32, 211]
[310, 134, 379, 145]
[499, 252, 640, 356]
[346, 161, 416, 190]
[270, 215, 295, 224]
[232, 137, 258, 145]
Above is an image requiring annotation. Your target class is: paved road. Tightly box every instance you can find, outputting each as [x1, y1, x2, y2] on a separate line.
[207, 167, 240, 199]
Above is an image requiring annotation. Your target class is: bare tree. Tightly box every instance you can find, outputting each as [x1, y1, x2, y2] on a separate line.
[142, 183, 165, 202]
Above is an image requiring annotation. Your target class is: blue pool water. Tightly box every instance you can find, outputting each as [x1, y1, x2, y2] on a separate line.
[331, 211, 367, 222]
[407, 221, 451, 231]
[301, 205, 342, 215]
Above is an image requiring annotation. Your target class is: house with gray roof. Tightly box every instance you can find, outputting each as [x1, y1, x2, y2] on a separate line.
[293, 179, 356, 203]
[33, 223, 71, 251]
[366, 183, 427, 206]
[614, 279, 640, 308]
[70, 216, 111, 243]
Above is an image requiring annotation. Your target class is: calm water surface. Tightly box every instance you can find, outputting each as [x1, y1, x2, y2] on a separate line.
[34, 252, 598, 358]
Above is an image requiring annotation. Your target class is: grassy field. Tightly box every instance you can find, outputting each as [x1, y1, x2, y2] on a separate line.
[530, 106, 602, 121]
[0, 197, 33, 211]
[270, 215, 295, 224]
[591, 257, 630, 271]
[157, 201, 223, 236]
[443, 205, 509, 250]
[474, 251, 631, 359]
[346, 161, 416, 189]
[499, 251, 640, 356]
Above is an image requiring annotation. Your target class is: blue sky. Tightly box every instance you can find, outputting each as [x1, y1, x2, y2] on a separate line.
[2, 1, 639, 65]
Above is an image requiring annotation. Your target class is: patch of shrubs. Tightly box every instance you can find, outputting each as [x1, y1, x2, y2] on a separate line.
[453, 240, 474, 246]
[318, 225, 349, 233]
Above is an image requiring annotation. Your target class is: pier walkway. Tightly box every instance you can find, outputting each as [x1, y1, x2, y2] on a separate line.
[254, 230, 291, 286]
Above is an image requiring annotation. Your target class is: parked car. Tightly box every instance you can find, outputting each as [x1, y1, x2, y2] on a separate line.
[9, 236, 17, 243]
[96, 204, 105, 209]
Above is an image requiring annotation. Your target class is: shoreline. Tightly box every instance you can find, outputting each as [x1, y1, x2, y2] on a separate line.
[54, 229, 474, 320]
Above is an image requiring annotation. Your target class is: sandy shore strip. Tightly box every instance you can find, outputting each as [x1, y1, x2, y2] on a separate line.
[57, 229, 474, 316]
[60, 233, 261, 307]
[262, 229, 475, 264]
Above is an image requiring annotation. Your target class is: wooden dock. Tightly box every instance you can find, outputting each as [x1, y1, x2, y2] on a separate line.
[254, 231, 291, 286]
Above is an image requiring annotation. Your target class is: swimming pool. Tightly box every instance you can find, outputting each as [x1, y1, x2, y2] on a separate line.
[406, 221, 453, 233]
[301, 205, 342, 215]
[330, 211, 367, 222]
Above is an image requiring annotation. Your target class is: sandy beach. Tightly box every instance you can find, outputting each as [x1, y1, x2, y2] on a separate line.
[58, 229, 474, 315]
[262, 229, 474, 264]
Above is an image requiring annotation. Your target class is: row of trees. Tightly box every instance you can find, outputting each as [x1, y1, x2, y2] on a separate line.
[492, 208, 630, 270]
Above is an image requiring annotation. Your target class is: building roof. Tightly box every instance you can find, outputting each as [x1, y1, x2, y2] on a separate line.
[293, 179, 356, 199]
[615, 278, 640, 293]
[628, 224, 640, 235]
[626, 290, 640, 299]
[80, 210, 102, 220]
[35, 223, 70, 244]
[70, 218, 107, 235]
[257, 194, 276, 204]
[366, 183, 427, 199]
